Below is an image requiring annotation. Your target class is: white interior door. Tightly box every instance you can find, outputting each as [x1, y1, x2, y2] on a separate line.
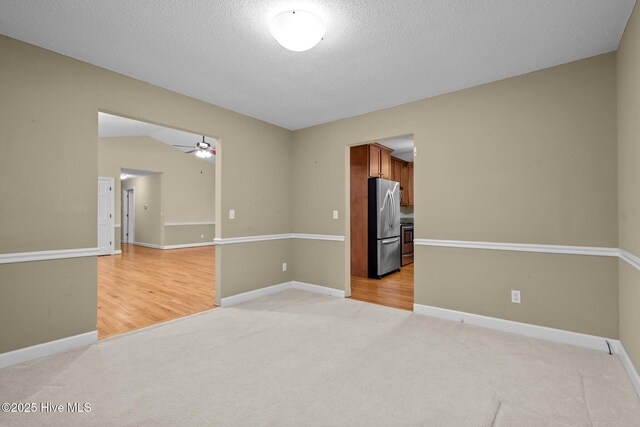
[98, 177, 114, 255]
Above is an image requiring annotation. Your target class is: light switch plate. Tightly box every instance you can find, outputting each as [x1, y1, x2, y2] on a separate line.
[229, 209, 235, 219]
[333, 210, 339, 219]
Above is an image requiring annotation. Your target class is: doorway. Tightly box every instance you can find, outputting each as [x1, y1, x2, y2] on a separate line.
[97, 112, 218, 338]
[122, 187, 134, 244]
[348, 135, 415, 311]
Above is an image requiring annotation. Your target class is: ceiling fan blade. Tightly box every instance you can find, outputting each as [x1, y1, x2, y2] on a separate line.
[208, 148, 216, 155]
[186, 149, 198, 153]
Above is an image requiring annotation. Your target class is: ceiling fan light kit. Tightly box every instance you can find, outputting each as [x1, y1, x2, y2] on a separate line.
[195, 149, 213, 159]
[173, 135, 216, 159]
[269, 10, 325, 52]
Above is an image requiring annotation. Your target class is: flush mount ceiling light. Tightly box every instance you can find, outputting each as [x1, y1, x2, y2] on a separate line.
[269, 10, 325, 52]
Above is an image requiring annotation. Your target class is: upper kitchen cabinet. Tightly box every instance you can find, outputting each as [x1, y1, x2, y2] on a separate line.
[400, 159, 409, 206]
[368, 143, 393, 180]
[391, 157, 403, 183]
[393, 156, 414, 207]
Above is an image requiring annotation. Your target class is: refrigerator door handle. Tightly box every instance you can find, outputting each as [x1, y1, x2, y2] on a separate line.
[388, 190, 395, 230]
[382, 237, 400, 244]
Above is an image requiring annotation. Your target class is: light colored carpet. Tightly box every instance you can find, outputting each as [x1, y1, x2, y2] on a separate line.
[0, 289, 638, 426]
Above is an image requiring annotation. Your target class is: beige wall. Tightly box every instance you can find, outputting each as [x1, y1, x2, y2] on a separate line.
[217, 240, 291, 298]
[0, 258, 97, 354]
[417, 247, 618, 338]
[100, 136, 216, 247]
[291, 240, 344, 290]
[126, 174, 163, 246]
[114, 226, 121, 250]
[164, 224, 215, 246]
[292, 52, 618, 337]
[617, 4, 640, 370]
[0, 35, 292, 352]
[99, 136, 216, 226]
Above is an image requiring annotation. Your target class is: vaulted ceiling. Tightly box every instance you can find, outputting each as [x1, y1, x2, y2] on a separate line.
[99, 112, 217, 163]
[0, 0, 635, 130]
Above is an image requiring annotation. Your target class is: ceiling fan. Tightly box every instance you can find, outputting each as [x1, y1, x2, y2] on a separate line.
[173, 136, 216, 159]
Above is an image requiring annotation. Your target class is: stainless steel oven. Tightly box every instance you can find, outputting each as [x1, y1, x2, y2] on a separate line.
[401, 224, 414, 266]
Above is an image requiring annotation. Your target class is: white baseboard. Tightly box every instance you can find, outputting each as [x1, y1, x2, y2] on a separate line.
[220, 281, 345, 307]
[0, 331, 97, 369]
[611, 341, 640, 398]
[133, 241, 214, 250]
[413, 303, 640, 396]
[413, 303, 613, 353]
[164, 221, 215, 226]
[133, 242, 163, 249]
[113, 250, 122, 255]
[220, 282, 293, 307]
[292, 281, 346, 297]
[163, 242, 215, 250]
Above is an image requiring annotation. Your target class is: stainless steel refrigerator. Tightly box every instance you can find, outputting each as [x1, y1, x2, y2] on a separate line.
[368, 177, 401, 278]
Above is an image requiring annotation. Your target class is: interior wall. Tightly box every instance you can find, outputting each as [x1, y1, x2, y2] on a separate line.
[292, 52, 618, 337]
[617, 3, 640, 370]
[0, 258, 96, 354]
[98, 136, 215, 225]
[99, 135, 216, 247]
[164, 224, 215, 246]
[114, 226, 121, 250]
[126, 174, 163, 246]
[0, 35, 292, 353]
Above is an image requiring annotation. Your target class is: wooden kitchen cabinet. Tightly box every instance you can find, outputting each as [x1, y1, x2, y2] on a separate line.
[391, 157, 403, 182]
[400, 160, 409, 206]
[369, 144, 381, 178]
[380, 146, 392, 179]
[350, 145, 370, 277]
[350, 143, 395, 277]
[391, 157, 414, 207]
[368, 144, 393, 180]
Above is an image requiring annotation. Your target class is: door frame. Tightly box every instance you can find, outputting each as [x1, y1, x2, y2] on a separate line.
[122, 187, 135, 244]
[344, 134, 415, 298]
[98, 176, 115, 255]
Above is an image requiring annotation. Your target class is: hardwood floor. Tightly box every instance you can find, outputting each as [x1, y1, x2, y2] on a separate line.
[98, 244, 215, 339]
[350, 263, 414, 311]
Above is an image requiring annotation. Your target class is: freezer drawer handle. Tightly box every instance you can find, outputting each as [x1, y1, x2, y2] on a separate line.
[382, 237, 399, 244]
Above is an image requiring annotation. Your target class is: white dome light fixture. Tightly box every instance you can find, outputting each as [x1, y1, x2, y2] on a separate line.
[269, 10, 325, 52]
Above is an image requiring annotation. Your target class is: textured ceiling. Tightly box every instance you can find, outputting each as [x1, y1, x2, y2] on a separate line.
[0, 1, 635, 130]
[99, 112, 217, 162]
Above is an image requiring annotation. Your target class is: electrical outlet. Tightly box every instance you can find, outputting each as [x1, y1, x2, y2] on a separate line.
[511, 290, 521, 304]
[414, 147, 417, 156]
[201, 234, 204, 239]
[282, 262, 287, 272]
[333, 210, 339, 219]
[229, 209, 235, 219]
